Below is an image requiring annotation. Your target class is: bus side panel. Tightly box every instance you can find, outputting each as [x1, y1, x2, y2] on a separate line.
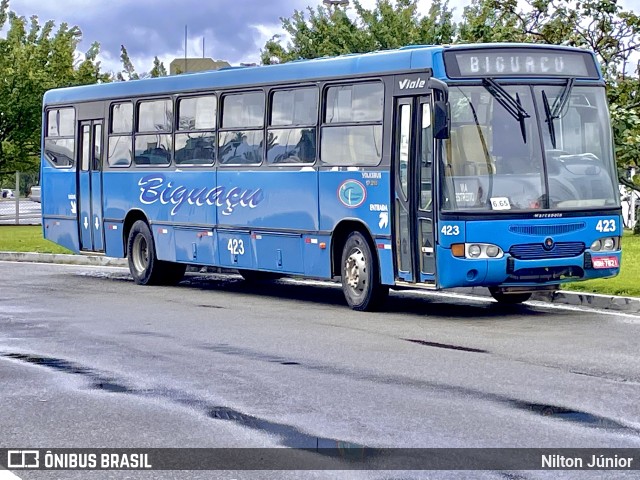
[318, 170, 393, 283]
[103, 170, 219, 262]
[216, 169, 318, 274]
[41, 165, 79, 253]
[104, 221, 125, 258]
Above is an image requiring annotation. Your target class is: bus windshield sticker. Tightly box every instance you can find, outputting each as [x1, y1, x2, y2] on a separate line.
[490, 197, 511, 210]
[138, 174, 263, 216]
[453, 178, 479, 207]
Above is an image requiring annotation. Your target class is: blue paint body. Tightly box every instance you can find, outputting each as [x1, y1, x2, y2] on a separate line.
[41, 43, 620, 292]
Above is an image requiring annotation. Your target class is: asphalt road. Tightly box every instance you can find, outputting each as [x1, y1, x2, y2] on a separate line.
[0, 261, 639, 479]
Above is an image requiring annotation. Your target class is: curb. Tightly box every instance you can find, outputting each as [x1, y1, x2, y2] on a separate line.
[452, 287, 640, 314]
[2, 251, 639, 314]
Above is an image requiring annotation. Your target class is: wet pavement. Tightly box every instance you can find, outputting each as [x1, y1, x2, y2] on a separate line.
[0, 261, 639, 479]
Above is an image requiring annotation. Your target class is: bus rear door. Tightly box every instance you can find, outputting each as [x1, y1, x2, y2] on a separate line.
[394, 95, 436, 284]
[77, 120, 105, 252]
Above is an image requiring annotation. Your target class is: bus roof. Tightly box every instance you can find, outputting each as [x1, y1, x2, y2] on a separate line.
[43, 43, 599, 105]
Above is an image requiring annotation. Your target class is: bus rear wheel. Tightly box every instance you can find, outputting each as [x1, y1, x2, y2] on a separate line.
[127, 220, 185, 285]
[340, 231, 388, 311]
[489, 288, 532, 304]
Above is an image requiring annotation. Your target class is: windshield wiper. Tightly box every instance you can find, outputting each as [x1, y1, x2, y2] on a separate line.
[542, 78, 575, 149]
[551, 78, 575, 118]
[482, 78, 530, 143]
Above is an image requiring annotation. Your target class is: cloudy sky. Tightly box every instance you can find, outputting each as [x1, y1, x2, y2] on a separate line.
[3, 0, 452, 74]
[5, 0, 638, 75]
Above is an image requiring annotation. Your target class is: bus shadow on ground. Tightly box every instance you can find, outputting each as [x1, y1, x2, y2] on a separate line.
[176, 273, 549, 320]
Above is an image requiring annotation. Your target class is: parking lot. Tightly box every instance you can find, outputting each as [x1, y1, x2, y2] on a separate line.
[0, 198, 41, 225]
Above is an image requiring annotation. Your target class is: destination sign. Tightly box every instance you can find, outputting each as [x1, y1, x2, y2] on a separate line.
[443, 48, 599, 79]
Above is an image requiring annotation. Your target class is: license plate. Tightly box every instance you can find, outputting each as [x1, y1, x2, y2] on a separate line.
[592, 256, 619, 269]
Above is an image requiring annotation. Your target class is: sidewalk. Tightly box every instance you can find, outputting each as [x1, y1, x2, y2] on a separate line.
[1, 251, 639, 314]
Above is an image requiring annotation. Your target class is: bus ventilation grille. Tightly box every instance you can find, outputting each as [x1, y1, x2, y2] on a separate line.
[508, 223, 586, 236]
[509, 242, 585, 260]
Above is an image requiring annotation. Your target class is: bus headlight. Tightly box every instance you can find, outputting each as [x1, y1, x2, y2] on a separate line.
[468, 245, 482, 257]
[464, 243, 503, 259]
[591, 237, 619, 252]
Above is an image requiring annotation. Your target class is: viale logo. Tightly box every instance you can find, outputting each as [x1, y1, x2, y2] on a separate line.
[398, 77, 426, 89]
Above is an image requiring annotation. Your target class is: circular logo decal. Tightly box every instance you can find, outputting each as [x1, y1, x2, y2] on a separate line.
[337, 180, 367, 208]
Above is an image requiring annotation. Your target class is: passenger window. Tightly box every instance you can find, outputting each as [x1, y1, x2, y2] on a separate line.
[176, 95, 217, 165]
[267, 87, 318, 165]
[321, 82, 384, 166]
[138, 99, 172, 132]
[45, 107, 76, 168]
[108, 102, 133, 167]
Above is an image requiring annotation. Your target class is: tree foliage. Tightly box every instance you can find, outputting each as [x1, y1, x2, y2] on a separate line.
[0, 0, 109, 172]
[150, 56, 168, 78]
[263, 0, 640, 190]
[261, 0, 454, 64]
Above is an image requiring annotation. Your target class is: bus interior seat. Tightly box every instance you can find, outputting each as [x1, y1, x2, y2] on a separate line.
[456, 125, 495, 175]
[447, 125, 495, 177]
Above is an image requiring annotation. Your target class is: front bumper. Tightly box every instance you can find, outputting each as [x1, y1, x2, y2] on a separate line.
[437, 246, 620, 289]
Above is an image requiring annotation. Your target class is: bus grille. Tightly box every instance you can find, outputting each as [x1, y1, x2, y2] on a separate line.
[509, 242, 585, 260]
[508, 223, 586, 236]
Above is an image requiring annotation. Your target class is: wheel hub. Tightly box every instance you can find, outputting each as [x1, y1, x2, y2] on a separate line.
[132, 235, 149, 274]
[345, 247, 367, 295]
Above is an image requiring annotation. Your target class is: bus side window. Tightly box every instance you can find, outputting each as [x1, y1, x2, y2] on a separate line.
[134, 99, 173, 166]
[219, 91, 265, 165]
[175, 95, 217, 166]
[320, 82, 383, 166]
[267, 87, 318, 165]
[44, 108, 76, 168]
[108, 103, 133, 167]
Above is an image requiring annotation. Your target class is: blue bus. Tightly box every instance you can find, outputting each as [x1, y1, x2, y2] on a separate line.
[41, 43, 621, 310]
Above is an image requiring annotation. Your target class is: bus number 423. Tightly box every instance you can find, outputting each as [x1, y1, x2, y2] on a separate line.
[227, 238, 245, 255]
[441, 225, 460, 236]
[595, 219, 616, 233]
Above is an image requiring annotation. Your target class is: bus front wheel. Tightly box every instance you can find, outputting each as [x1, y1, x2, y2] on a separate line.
[489, 288, 532, 304]
[340, 231, 388, 311]
[127, 220, 185, 285]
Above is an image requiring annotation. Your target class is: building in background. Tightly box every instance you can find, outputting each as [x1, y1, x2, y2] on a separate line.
[169, 58, 230, 75]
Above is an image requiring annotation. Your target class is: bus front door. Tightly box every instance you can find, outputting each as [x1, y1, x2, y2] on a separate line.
[394, 96, 436, 284]
[77, 120, 104, 252]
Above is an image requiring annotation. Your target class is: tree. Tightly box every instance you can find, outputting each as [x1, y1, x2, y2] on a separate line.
[117, 44, 139, 81]
[0, 0, 109, 172]
[261, 0, 455, 64]
[150, 56, 167, 78]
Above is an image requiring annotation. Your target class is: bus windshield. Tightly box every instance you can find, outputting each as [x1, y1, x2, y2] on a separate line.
[441, 84, 619, 212]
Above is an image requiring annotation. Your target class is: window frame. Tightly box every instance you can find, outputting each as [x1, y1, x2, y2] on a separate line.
[218, 89, 266, 167]
[174, 93, 218, 167]
[107, 101, 134, 168]
[133, 97, 174, 168]
[44, 107, 76, 169]
[320, 80, 384, 167]
[266, 86, 319, 166]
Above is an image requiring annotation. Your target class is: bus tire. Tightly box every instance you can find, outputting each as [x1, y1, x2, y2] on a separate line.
[489, 288, 531, 304]
[340, 231, 388, 311]
[239, 270, 282, 282]
[127, 220, 185, 285]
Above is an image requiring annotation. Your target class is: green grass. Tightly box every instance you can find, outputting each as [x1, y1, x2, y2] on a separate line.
[0, 225, 73, 254]
[564, 230, 640, 297]
[1, 226, 639, 297]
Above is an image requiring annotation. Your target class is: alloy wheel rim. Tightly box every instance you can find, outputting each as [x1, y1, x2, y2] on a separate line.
[345, 246, 367, 296]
